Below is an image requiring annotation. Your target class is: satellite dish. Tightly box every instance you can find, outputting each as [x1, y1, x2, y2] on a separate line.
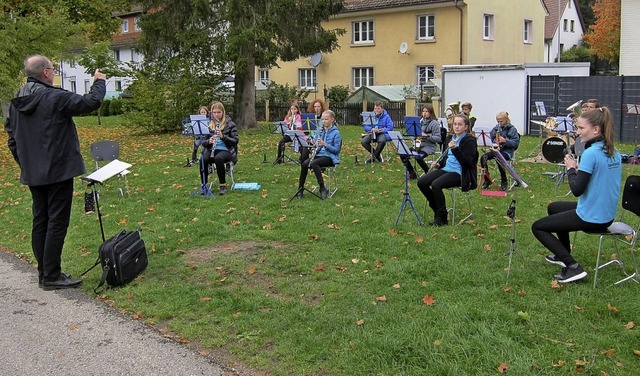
[399, 42, 409, 54]
[309, 53, 322, 67]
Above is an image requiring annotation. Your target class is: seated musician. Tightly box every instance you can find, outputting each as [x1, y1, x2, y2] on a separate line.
[296, 110, 341, 200]
[461, 102, 477, 131]
[480, 111, 520, 191]
[201, 101, 238, 195]
[274, 103, 302, 164]
[400, 104, 441, 179]
[417, 114, 478, 226]
[361, 101, 393, 163]
[299, 99, 328, 162]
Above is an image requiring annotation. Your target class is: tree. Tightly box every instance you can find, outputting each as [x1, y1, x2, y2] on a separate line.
[326, 85, 350, 103]
[0, 0, 130, 101]
[582, 0, 621, 66]
[577, 0, 596, 28]
[135, 0, 345, 130]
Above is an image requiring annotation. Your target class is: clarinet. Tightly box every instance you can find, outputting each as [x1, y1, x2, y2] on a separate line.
[435, 133, 458, 166]
[310, 127, 325, 162]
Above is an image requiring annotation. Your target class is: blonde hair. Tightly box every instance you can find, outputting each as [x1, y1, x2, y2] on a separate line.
[209, 101, 227, 130]
[579, 107, 615, 157]
[496, 111, 510, 123]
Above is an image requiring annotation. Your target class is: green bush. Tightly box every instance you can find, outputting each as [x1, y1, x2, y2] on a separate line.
[326, 84, 350, 103]
[109, 98, 123, 115]
[99, 99, 111, 117]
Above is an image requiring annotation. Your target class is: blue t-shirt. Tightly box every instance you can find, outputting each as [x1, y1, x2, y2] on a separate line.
[576, 141, 621, 223]
[443, 133, 466, 175]
[215, 137, 228, 151]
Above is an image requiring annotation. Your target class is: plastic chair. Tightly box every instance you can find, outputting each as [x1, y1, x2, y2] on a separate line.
[90, 141, 130, 197]
[584, 175, 640, 287]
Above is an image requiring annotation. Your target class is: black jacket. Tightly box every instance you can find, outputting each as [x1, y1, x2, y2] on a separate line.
[201, 115, 239, 163]
[5, 77, 106, 186]
[439, 133, 479, 191]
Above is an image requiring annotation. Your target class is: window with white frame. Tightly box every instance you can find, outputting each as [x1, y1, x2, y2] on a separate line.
[570, 20, 575, 32]
[352, 20, 374, 44]
[84, 80, 90, 94]
[258, 68, 270, 85]
[416, 65, 435, 85]
[483, 14, 494, 40]
[352, 67, 374, 89]
[69, 60, 76, 68]
[114, 49, 121, 61]
[298, 68, 316, 89]
[69, 80, 77, 93]
[417, 15, 435, 40]
[134, 17, 141, 31]
[121, 19, 129, 33]
[115, 81, 122, 91]
[523, 20, 532, 43]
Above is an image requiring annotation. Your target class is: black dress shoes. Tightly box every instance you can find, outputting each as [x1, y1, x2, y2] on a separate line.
[320, 187, 329, 200]
[42, 274, 82, 291]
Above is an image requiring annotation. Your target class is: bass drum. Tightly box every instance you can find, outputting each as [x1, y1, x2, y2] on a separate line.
[542, 136, 567, 163]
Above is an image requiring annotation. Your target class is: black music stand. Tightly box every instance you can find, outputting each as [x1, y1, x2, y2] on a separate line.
[288, 135, 322, 201]
[626, 104, 640, 144]
[390, 133, 423, 226]
[189, 122, 215, 198]
[362, 112, 377, 163]
[491, 149, 528, 284]
[183, 115, 209, 165]
[82, 159, 133, 242]
[271, 121, 288, 135]
[274, 122, 298, 164]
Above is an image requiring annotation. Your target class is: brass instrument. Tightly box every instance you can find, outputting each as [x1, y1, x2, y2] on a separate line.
[444, 101, 460, 134]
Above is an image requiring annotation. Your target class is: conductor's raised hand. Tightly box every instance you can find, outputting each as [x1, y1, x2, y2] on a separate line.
[94, 69, 107, 81]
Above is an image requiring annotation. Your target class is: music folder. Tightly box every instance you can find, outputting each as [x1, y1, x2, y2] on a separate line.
[83, 159, 132, 184]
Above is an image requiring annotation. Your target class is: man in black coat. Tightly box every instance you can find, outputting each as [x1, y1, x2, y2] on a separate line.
[5, 55, 106, 290]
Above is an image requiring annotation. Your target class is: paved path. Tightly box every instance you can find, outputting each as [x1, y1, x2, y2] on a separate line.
[0, 249, 236, 375]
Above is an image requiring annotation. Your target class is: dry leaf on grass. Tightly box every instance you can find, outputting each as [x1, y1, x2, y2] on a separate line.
[422, 294, 435, 305]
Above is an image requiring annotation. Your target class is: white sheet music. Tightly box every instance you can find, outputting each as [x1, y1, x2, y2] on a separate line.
[84, 159, 132, 183]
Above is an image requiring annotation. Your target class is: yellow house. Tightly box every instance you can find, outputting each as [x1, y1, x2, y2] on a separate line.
[261, 0, 547, 100]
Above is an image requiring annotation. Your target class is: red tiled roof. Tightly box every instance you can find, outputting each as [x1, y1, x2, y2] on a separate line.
[542, 0, 569, 40]
[343, 0, 453, 13]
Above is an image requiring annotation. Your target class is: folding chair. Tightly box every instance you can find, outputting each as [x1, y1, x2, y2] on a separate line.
[584, 175, 640, 287]
[448, 187, 473, 225]
[208, 161, 236, 190]
[312, 164, 339, 199]
[90, 140, 130, 197]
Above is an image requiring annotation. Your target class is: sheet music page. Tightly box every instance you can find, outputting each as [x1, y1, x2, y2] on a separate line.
[84, 159, 132, 183]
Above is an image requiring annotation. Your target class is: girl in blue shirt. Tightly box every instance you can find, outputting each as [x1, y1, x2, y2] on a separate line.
[531, 107, 621, 283]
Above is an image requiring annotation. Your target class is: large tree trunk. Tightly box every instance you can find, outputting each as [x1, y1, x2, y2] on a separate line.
[233, 50, 258, 130]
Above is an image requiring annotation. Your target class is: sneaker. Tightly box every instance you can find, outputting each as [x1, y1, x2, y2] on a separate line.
[320, 187, 329, 200]
[408, 171, 418, 180]
[545, 255, 566, 268]
[183, 159, 193, 167]
[500, 181, 508, 191]
[364, 157, 374, 164]
[554, 264, 587, 283]
[481, 179, 492, 189]
[376, 155, 384, 163]
[219, 185, 228, 195]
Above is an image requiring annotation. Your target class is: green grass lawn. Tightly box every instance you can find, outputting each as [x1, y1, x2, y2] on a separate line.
[1, 116, 639, 375]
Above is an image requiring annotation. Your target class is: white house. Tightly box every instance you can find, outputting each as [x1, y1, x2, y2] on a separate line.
[619, 0, 639, 76]
[543, 0, 586, 63]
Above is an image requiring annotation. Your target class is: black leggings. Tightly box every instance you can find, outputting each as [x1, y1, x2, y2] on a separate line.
[417, 169, 461, 215]
[299, 156, 334, 189]
[202, 149, 233, 185]
[480, 150, 510, 180]
[531, 201, 611, 266]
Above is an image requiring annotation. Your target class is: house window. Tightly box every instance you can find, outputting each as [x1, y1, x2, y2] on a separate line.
[353, 67, 374, 89]
[121, 19, 129, 33]
[563, 19, 568, 32]
[523, 20, 533, 43]
[417, 15, 435, 40]
[352, 20, 374, 44]
[416, 65, 435, 85]
[69, 80, 77, 93]
[115, 81, 122, 91]
[69, 60, 76, 68]
[134, 17, 141, 31]
[258, 68, 270, 85]
[483, 14, 494, 40]
[114, 49, 121, 61]
[298, 68, 316, 89]
[84, 80, 90, 94]
[570, 20, 575, 32]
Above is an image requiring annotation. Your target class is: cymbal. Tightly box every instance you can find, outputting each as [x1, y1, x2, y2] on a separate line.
[531, 120, 546, 127]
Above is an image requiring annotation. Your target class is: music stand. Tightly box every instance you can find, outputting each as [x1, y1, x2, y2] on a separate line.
[490, 149, 528, 284]
[476, 130, 495, 148]
[273, 122, 298, 164]
[626, 104, 640, 144]
[82, 159, 133, 242]
[301, 114, 319, 133]
[288, 133, 323, 201]
[271, 121, 288, 135]
[189, 124, 215, 198]
[361, 112, 378, 163]
[390, 133, 423, 226]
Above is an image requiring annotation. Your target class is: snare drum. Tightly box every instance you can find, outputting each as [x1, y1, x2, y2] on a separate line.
[541, 136, 567, 163]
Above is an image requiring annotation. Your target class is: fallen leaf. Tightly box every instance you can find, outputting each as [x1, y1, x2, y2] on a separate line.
[518, 290, 526, 296]
[335, 265, 348, 272]
[552, 360, 565, 368]
[415, 236, 424, 244]
[68, 323, 81, 330]
[352, 219, 360, 223]
[200, 296, 212, 302]
[314, 265, 326, 271]
[392, 283, 401, 289]
[503, 287, 512, 293]
[248, 266, 256, 274]
[607, 303, 618, 313]
[351, 258, 359, 264]
[625, 322, 635, 329]
[421, 280, 427, 286]
[476, 233, 485, 238]
[517, 311, 530, 321]
[434, 339, 442, 346]
[450, 234, 458, 240]
[261, 190, 268, 198]
[309, 233, 319, 240]
[374, 260, 383, 268]
[575, 358, 586, 373]
[118, 218, 127, 225]
[376, 295, 387, 302]
[356, 319, 365, 326]
[634, 350, 640, 357]
[388, 229, 398, 236]
[497, 362, 509, 374]
[230, 220, 241, 226]
[601, 349, 616, 357]
[550, 280, 562, 289]
[489, 224, 498, 230]
[278, 215, 286, 222]
[574, 305, 584, 311]
[484, 244, 492, 251]
[262, 223, 272, 230]
[422, 294, 435, 305]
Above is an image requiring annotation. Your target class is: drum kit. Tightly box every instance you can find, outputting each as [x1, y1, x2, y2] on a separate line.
[531, 100, 583, 164]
